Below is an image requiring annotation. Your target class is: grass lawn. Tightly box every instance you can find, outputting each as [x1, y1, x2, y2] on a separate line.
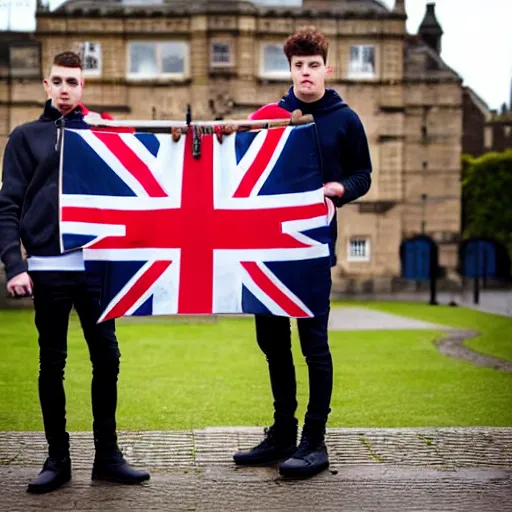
[0, 304, 511, 431]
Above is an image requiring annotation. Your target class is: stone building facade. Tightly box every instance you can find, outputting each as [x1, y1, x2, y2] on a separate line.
[483, 108, 512, 156]
[463, 85, 512, 158]
[0, 0, 464, 293]
[462, 86, 489, 158]
[0, 31, 42, 162]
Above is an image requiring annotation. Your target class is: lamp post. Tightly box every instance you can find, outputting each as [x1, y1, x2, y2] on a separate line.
[421, 193, 428, 234]
[419, 193, 437, 305]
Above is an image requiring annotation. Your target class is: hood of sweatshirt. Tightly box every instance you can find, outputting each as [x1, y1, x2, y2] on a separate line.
[278, 87, 348, 117]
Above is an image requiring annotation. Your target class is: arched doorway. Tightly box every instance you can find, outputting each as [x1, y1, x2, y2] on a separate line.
[400, 235, 439, 304]
[458, 238, 510, 303]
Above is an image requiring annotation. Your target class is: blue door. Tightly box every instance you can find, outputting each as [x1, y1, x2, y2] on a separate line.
[463, 240, 496, 278]
[402, 237, 433, 279]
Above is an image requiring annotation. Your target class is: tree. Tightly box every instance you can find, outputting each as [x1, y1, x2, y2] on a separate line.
[462, 149, 512, 257]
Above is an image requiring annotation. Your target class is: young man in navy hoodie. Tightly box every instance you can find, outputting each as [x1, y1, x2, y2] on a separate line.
[233, 28, 372, 478]
[0, 52, 149, 493]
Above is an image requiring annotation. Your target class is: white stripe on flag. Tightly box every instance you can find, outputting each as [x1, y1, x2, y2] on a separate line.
[75, 130, 149, 197]
[213, 131, 239, 207]
[61, 221, 126, 240]
[213, 246, 329, 263]
[61, 195, 179, 211]
[151, 255, 180, 315]
[98, 260, 156, 322]
[153, 133, 185, 205]
[212, 252, 243, 313]
[83, 248, 180, 261]
[250, 127, 292, 197]
[254, 261, 313, 317]
[121, 133, 156, 170]
[240, 263, 287, 316]
[216, 189, 324, 210]
[281, 214, 329, 246]
[231, 130, 267, 195]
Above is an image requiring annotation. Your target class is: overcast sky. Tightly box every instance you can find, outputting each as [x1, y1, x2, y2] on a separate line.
[1, 0, 510, 110]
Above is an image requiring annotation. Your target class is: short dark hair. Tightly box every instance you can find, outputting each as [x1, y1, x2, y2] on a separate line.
[52, 51, 82, 69]
[284, 27, 329, 64]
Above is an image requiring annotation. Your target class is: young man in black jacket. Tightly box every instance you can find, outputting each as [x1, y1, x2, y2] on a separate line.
[0, 52, 149, 493]
[233, 28, 372, 478]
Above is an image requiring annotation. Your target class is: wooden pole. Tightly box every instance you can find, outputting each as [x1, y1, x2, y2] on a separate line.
[84, 111, 314, 134]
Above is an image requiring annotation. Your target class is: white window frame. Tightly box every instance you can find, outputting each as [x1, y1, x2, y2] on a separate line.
[126, 41, 189, 81]
[73, 42, 102, 78]
[259, 42, 290, 80]
[348, 44, 376, 79]
[347, 238, 371, 262]
[210, 40, 234, 67]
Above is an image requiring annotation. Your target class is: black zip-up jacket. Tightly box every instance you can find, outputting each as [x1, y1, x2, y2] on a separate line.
[0, 100, 87, 281]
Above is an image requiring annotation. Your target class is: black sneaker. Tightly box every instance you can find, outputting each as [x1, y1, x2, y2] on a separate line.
[92, 449, 150, 484]
[26, 456, 71, 494]
[233, 423, 297, 466]
[279, 430, 329, 478]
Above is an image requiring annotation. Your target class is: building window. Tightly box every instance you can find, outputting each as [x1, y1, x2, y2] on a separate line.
[9, 44, 41, 78]
[127, 41, 188, 79]
[75, 42, 102, 77]
[211, 41, 234, 67]
[348, 238, 371, 262]
[260, 43, 290, 79]
[349, 45, 375, 79]
[484, 126, 493, 149]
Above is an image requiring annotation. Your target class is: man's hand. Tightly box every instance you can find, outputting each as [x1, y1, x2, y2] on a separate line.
[323, 182, 344, 197]
[7, 272, 33, 298]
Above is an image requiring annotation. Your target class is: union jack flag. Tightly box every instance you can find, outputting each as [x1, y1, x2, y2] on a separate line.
[59, 125, 334, 321]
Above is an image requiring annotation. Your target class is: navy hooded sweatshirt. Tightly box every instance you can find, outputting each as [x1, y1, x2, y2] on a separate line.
[278, 87, 372, 207]
[256, 88, 372, 265]
[0, 100, 87, 280]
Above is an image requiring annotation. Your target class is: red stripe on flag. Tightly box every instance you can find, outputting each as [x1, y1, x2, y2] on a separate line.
[233, 128, 285, 198]
[93, 131, 167, 197]
[101, 260, 172, 321]
[177, 133, 215, 314]
[241, 261, 311, 318]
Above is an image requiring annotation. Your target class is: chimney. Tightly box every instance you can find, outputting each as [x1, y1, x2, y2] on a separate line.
[393, 0, 405, 15]
[418, 3, 443, 54]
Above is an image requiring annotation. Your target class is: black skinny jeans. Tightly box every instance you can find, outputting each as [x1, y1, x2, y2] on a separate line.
[255, 310, 333, 431]
[30, 271, 120, 458]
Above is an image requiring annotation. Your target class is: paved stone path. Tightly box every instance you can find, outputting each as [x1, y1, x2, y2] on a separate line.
[327, 307, 452, 331]
[1, 428, 511, 511]
[333, 290, 512, 318]
[435, 330, 512, 372]
[2, 465, 511, 511]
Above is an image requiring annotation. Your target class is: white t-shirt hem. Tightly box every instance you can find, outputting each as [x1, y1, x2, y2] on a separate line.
[27, 251, 85, 272]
